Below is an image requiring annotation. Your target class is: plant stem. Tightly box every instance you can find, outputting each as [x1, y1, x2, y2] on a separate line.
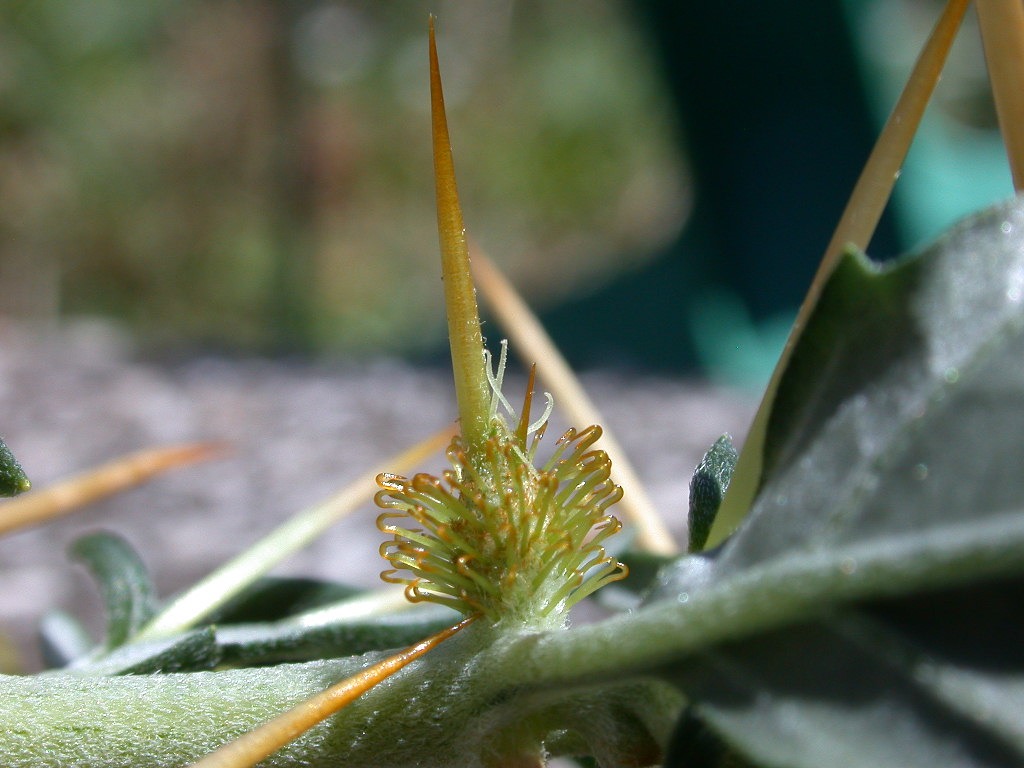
[9, 504, 1017, 767]
[490, 510, 1024, 689]
[708, 0, 969, 547]
[471, 244, 680, 555]
[976, 0, 1024, 189]
[135, 427, 453, 641]
[430, 17, 491, 451]
[188, 616, 475, 768]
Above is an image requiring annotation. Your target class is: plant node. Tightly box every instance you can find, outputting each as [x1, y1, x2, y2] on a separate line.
[376, 354, 627, 627]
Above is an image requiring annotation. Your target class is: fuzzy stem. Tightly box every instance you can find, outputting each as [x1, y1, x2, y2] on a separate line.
[488, 509, 1024, 689]
[709, 0, 969, 547]
[2, 508, 1017, 767]
[189, 617, 475, 768]
[976, 0, 1024, 190]
[471, 244, 680, 555]
[430, 17, 490, 450]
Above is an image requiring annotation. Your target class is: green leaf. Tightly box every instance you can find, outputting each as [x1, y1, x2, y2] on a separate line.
[727, 198, 1024, 570]
[69, 532, 158, 650]
[114, 628, 220, 675]
[203, 577, 364, 625]
[646, 198, 1024, 765]
[67, 627, 222, 676]
[214, 604, 458, 667]
[462, 199, 1024, 765]
[667, 577, 1024, 768]
[0, 436, 30, 497]
[641, 198, 1024, 594]
[204, 578, 462, 665]
[687, 435, 737, 552]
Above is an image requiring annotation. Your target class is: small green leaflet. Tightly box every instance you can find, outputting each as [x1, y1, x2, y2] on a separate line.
[0, 436, 29, 497]
[688, 435, 737, 553]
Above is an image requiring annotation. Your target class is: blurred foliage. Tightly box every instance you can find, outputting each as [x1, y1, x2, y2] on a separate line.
[0, 0, 687, 355]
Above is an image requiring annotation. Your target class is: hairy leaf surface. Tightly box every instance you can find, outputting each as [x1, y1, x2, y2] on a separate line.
[650, 198, 1024, 766]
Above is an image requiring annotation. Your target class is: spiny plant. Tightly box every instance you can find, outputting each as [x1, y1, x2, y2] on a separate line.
[374, 24, 628, 627]
[376, 367, 628, 626]
[1, 2, 1024, 767]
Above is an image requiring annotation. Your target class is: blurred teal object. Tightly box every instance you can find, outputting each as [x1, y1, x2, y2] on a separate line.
[544, 0, 899, 384]
[689, 290, 792, 390]
[542, 0, 1013, 387]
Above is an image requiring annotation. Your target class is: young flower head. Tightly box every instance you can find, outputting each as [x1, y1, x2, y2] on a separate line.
[377, 347, 626, 627]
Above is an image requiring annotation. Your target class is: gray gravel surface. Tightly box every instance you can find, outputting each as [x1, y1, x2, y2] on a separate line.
[0, 322, 754, 671]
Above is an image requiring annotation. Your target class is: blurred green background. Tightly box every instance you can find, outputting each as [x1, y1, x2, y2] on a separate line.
[0, 0, 686, 357]
[0, 0, 1013, 383]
